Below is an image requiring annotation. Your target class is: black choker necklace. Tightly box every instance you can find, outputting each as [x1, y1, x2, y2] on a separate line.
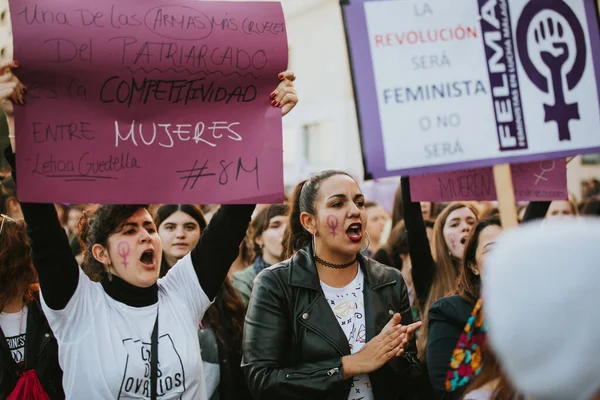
[314, 254, 358, 269]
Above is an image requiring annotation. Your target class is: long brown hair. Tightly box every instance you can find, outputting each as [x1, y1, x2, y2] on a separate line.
[417, 202, 479, 359]
[456, 218, 502, 305]
[0, 218, 39, 311]
[202, 277, 247, 353]
[391, 183, 404, 228]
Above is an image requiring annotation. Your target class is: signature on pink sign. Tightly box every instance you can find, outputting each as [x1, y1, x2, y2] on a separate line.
[410, 159, 567, 202]
[10, 0, 288, 204]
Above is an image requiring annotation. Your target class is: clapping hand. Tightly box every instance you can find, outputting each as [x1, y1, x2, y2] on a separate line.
[342, 313, 422, 378]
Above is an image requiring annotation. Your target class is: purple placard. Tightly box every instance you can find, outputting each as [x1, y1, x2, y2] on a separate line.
[341, 0, 600, 179]
[10, 0, 288, 204]
[410, 159, 567, 202]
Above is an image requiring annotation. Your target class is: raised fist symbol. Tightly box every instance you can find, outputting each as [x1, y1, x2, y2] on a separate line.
[535, 17, 569, 71]
[531, 13, 579, 141]
[516, 0, 587, 143]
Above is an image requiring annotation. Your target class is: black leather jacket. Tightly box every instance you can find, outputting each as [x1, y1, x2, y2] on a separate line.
[0, 297, 64, 399]
[242, 246, 420, 400]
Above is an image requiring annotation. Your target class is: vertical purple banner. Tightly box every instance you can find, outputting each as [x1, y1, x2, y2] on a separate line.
[479, 0, 528, 151]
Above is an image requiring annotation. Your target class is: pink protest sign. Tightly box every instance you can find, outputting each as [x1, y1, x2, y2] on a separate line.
[9, 0, 288, 204]
[410, 159, 568, 202]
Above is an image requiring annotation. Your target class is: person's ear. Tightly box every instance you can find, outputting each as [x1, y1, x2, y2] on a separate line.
[468, 262, 480, 276]
[255, 234, 264, 249]
[300, 212, 317, 235]
[92, 244, 110, 266]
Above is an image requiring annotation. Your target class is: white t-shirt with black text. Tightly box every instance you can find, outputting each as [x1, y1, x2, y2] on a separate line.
[41, 253, 212, 400]
[321, 268, 374, 400]
[0, 306, 27, 366]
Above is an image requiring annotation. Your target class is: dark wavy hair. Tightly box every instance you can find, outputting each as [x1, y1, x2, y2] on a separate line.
[456, 218, 502, 305]
[0, 218, 39, 310]
[283, 170, 354, 258]
[79, 205, 150, 282]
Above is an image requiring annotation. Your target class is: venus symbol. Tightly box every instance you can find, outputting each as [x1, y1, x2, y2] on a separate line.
[326, 216, 339, 238]
[117, 242, 131, 269]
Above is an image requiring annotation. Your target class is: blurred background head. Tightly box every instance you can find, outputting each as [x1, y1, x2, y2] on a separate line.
[484, 218, 600, 400]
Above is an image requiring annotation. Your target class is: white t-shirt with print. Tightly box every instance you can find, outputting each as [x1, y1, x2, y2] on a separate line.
[320, 268, 374, 400]
[41, 253, 212, 400]
[0, 306, 27, 366]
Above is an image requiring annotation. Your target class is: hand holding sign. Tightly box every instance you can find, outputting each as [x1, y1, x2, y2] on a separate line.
[0, 60, 24, 106]
[272, 70, 298, 116]
[9, 0, 291, 205]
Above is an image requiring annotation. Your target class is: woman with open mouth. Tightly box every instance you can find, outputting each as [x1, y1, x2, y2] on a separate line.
[242, 170, 422, 400]
[3, 67, 297, 400]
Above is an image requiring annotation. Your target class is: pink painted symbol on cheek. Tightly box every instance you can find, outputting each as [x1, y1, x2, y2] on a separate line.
[117, 242, 131, 269]
[448, 234, 457, 251]
[326, 215, 339, 238]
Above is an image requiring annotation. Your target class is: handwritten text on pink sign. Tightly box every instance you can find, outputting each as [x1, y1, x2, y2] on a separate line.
[10, 0, 288, 204]
[410, 160, 568, 202]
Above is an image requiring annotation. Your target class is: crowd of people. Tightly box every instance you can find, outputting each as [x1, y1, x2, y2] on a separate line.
[1, 57, 600, 400]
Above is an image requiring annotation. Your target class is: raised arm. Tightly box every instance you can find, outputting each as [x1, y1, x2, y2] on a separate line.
[242, 270, 351, 400]
[401, 177, 436, 307]
[2, 61, 79, 310]
[4, 147, 80, 310]
[190, 204, 255, 301]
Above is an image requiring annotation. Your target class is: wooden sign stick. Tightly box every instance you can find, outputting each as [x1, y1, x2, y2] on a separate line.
[493, 164, 519, 229]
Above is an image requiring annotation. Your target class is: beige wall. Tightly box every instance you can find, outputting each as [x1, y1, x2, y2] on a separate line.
[279, 0, 364, 185]
[0, 0, 11, 61]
